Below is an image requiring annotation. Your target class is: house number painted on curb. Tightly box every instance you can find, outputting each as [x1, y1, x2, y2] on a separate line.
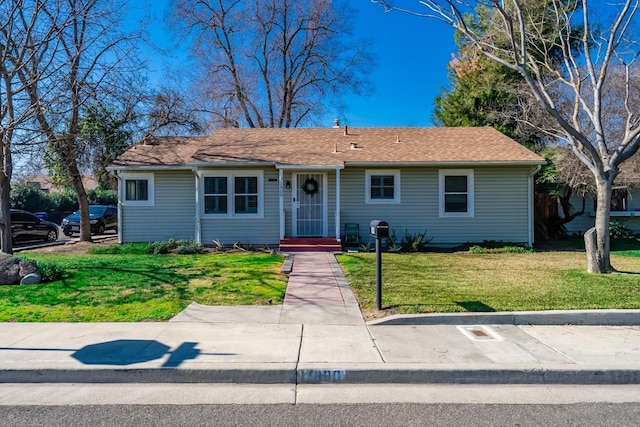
[301, 369, 346, 382]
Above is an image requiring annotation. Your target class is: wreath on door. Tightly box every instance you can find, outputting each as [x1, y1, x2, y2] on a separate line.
[302, 177, 319, 195]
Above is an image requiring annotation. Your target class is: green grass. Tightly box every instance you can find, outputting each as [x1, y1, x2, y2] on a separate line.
[5, 251, 286, 322]
[337, 246, 640, 315]
[8, 238, 640, 322]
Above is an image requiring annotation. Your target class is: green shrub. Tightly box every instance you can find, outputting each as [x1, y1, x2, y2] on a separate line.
[10, 182, 54, 212]
[469, 245, 486, 254]
[401, 230, 432, 252]
[87, 187, 117, 205]
[20, 259, 68, 282]
[386, 229, 432, 253]
[147, 238, 178, 254]
[176, 241, 204, 255]
[467, 242, 534, 254]
[610, 220, 633, 239]
[147, 239, 204, 255]
[501, 246, 534, 253]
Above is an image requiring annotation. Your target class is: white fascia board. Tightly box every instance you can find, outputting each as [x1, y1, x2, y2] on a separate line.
[107, 165, 192, 172]
[345, 160, 546, 167]
[276, 163, 344, 170]
[187, 161, 275, 167]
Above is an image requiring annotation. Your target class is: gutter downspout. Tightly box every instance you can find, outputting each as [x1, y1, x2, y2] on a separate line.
[528, 164, 542, 247]
[192, 167, 202, 245]
[335, 167, 341, 241]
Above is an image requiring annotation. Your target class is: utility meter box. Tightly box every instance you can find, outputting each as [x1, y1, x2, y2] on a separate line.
[369, 220, 389, 239]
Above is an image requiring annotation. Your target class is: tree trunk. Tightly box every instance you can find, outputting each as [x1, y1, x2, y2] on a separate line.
[70, 164, 92, 242]
[584, 178, 613, 273]
[0, 177, 13, 254]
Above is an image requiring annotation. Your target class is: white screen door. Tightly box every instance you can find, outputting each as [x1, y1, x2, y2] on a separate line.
[293, 173, 325, 237]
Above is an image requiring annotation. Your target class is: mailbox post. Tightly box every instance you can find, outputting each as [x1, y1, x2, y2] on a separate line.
[369, 220, 388, 311]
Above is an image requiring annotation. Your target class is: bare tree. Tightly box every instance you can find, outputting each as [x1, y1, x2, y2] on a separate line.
[170, 0, 374, 128]
[146, 87, 206, 136]
[0, 1, 61, 253]
[18, 0, 145, 242]
[374, 0, 640, 273]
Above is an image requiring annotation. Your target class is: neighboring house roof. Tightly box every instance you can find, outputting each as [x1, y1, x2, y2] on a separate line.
[24, 174, 99, 193]
[113, 127, 545, 168]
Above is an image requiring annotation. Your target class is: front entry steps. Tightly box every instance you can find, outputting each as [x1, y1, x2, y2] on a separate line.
[279, 238, 342, 252]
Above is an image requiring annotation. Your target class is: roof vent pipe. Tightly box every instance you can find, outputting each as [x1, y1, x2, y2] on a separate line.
[333, 119, 340, 128]
[344, 125, 348, 136]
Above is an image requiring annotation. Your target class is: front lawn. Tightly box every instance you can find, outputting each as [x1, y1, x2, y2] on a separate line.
[3, 250, 286, 322]
[337, 245, 640, 317]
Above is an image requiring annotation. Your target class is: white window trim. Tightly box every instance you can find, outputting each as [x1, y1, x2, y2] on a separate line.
[365, 169, 401, 204]
[439, 169, 474, 217]
[120, 172, 155, 207]
[200, 170, 264, 218]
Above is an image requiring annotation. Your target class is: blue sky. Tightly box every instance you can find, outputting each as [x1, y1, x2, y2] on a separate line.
[133, 1, 457, 127]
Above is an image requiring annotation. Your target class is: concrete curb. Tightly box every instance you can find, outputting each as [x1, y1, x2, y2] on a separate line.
[281, 254, 294, 275]
[298, 364, 640, 385]
[367, 310, 640, 326]
[3, 365, 640, 385]
[0, 366, 296, 384]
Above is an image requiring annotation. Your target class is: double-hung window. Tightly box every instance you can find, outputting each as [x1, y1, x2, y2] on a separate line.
[365, 170, 400, 204]
[120, 173, 154, 206]
[204, 177, 228, 214]
[234, 176, 258, 214]
[202, 171, 262, 217]
[126, 179, 148, 201]
[439, 170, 474, 217]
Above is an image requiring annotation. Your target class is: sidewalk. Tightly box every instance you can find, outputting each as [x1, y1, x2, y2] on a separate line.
[1, 252, 640, 385]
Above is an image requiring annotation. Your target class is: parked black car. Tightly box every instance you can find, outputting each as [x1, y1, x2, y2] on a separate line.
[11, 209, 59, 244]
[61, 205, 118, 236]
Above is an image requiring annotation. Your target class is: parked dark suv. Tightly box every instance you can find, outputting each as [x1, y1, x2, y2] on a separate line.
[61, 205, 118, 236]
[11, 209, 59, 244]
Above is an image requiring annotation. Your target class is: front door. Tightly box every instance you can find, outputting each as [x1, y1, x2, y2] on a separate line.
[293, 173, 326, 237]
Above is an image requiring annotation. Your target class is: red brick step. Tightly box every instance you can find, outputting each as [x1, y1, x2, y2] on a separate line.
[279, 238, 342, 252]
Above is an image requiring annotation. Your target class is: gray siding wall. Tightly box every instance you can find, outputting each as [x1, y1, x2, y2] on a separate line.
[340, 166, 532, 246]
[121, 170, 196, 242]
[200, 168, 280, 246]
[120, 166, 533, 247]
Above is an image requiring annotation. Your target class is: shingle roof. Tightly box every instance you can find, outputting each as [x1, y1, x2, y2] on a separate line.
[113, 127, 544, 168]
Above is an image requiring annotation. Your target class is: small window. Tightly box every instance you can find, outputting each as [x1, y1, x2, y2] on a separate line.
[439, 170, 474, 217]
[365, 170, 400, 204]
[120, 173, 154, 206]
[611, 188, 628, 211]
[125, 179, 148, 201]
[204, 177, 228, 214]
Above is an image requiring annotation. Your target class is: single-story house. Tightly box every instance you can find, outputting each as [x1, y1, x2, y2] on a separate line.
[109, 126, 545, 248]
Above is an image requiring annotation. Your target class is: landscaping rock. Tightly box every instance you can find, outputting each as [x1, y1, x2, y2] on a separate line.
[0, 254, 38, 285]
[20, 272, 41, 285]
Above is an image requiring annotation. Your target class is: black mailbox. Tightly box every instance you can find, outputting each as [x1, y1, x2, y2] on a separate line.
[369, 220, 389, 239]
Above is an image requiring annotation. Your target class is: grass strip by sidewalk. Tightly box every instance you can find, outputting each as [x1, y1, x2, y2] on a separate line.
[337, 251, 640, 316]
[2, 252, 286, 322]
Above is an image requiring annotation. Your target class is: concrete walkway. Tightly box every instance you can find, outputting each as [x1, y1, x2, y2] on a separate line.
[171, 252, 364, 326]
[1, 252, 640, 385]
